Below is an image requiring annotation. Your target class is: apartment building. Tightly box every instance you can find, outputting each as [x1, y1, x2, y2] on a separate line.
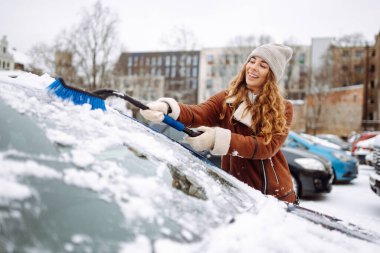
[115, 51, 200, 104]
[362, 33, 380, 130]
[330, 45, 367, 88]
[198, 47, 249, 103]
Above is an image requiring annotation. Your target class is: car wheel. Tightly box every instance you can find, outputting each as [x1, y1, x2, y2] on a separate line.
[291, 174, 301, 198]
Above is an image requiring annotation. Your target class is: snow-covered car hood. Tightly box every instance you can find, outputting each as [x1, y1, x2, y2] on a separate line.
[0, 72, 379, 253]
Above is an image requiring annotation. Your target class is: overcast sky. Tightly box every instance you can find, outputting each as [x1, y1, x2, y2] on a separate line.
[1, 0, 379, 53]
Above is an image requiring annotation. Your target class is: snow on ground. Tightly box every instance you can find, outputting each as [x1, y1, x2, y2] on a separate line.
[301, 165, 380, 233]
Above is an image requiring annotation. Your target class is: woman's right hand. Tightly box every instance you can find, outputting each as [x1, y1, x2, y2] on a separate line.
[139, 101, 169, 122]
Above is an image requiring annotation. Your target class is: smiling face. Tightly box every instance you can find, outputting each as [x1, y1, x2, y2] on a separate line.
[245, 56, 270, 93]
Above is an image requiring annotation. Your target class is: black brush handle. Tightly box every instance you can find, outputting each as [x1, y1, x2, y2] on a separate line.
[92, 89, 202, 137]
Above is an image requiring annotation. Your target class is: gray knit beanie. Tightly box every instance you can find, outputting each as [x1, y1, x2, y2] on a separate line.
[247, 43, 293, 82]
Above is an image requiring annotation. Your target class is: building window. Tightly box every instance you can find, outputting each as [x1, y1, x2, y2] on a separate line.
[298, 53, 305, 64]
[180, 67, 185, 77]
[145, 57, 150, 66]
[3, 46, 6, 53]
[165, 67, 170, 77]
[342, 50, 349, 58]
[151, 67, 156, 75]
[354, 65, 362, 74]
[186, 55, 192, 65]
[370, 65, 375, 73]
[151, 57, 156, 66]
[190, 79, 197, 89]
[342, 65, 348, 72]
[206, 79, 213, 89]
[165, 56, 171, 66]
[207, 55, 214, 64]
[156, 68, 161, 76]
[370, 80, 375, 89]
[171, 55, 177, 66]
[225, 54, 231, 65]
[234, 54, 240, 64]
[355, 50, 364, 58]
[133, 56, 139, 66]
[192, 55, 198, 65]
[186, 67, 191, 77]
[180, 55, 186, 66]
[171, 66, 176, 78]
[128, 57, 132, 67]
[157, 56, 162, 66]
[192, 67, 198, 77]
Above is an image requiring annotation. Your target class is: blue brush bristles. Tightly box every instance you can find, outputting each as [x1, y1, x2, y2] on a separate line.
[47, 79, 106, 111]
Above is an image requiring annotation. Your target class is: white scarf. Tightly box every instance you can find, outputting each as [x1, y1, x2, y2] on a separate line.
[226, 91, 257, 128]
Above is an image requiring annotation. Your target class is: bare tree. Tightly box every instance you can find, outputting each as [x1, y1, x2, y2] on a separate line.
[67, 0, 119, 90]
[335, 33, 367, 47]
[28, 42, 57, 74]
[160, 25, 199, 51]
[28, 1, 119, 89]
[305, 51, 333, 134]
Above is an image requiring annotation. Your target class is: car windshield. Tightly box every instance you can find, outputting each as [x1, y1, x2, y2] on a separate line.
[0, 81, 261, 252]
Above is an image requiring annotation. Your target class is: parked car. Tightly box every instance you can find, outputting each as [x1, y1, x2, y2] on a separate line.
[353, 136, 377, 164]
[284, 131, 358, 183]
[150, 124, 333, 198]
[281, 147, 333, 198]
[370, 134, 380, 197]
[1, 73, 379, 252]
[316, 134, 351, 151]
[350, 131, 380, 156]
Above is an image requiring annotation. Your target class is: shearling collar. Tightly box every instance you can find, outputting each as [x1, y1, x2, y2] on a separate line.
[226, 92, 257, 127]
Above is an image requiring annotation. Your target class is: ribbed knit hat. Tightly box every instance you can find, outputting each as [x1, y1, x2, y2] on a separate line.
[247, 43, 293, 82]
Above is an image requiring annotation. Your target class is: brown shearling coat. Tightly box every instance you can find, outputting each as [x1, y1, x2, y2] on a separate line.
[177, 90, 297, 203]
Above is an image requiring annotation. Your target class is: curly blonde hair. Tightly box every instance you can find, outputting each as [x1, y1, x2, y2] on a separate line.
[221, 63, 288, 144]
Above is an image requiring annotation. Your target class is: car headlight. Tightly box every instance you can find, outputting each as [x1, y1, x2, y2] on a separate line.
[332, 151, 351, 162]
[294, 158, 326, 171]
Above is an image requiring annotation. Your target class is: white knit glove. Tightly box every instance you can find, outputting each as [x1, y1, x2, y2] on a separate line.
[184, 126, 216, 152]
[185, 126, 232, 155]
[139, 101, 169, 123]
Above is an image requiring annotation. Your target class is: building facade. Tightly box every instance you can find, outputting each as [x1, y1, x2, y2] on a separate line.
[198, 47, 247, 103]
[362, 33, 380, 130]
[305, 85, 363, 136]
[0, 36, 15, 71]
[283, 45, 310, 100]
[115, 51, 200, 104]
[330, 45, 367, 88]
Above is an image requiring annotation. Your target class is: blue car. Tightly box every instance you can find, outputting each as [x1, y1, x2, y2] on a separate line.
[284, 131, 358, 183]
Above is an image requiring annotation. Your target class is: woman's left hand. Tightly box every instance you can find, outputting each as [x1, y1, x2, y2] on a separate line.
[184, 126, 216, 152]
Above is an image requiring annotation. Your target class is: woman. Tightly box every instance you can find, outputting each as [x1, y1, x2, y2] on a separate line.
[140, 43, 297, 203]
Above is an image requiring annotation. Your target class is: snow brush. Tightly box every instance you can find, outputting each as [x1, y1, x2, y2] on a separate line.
[91, 88, 202, 137]
[47, 78, 202, 137]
